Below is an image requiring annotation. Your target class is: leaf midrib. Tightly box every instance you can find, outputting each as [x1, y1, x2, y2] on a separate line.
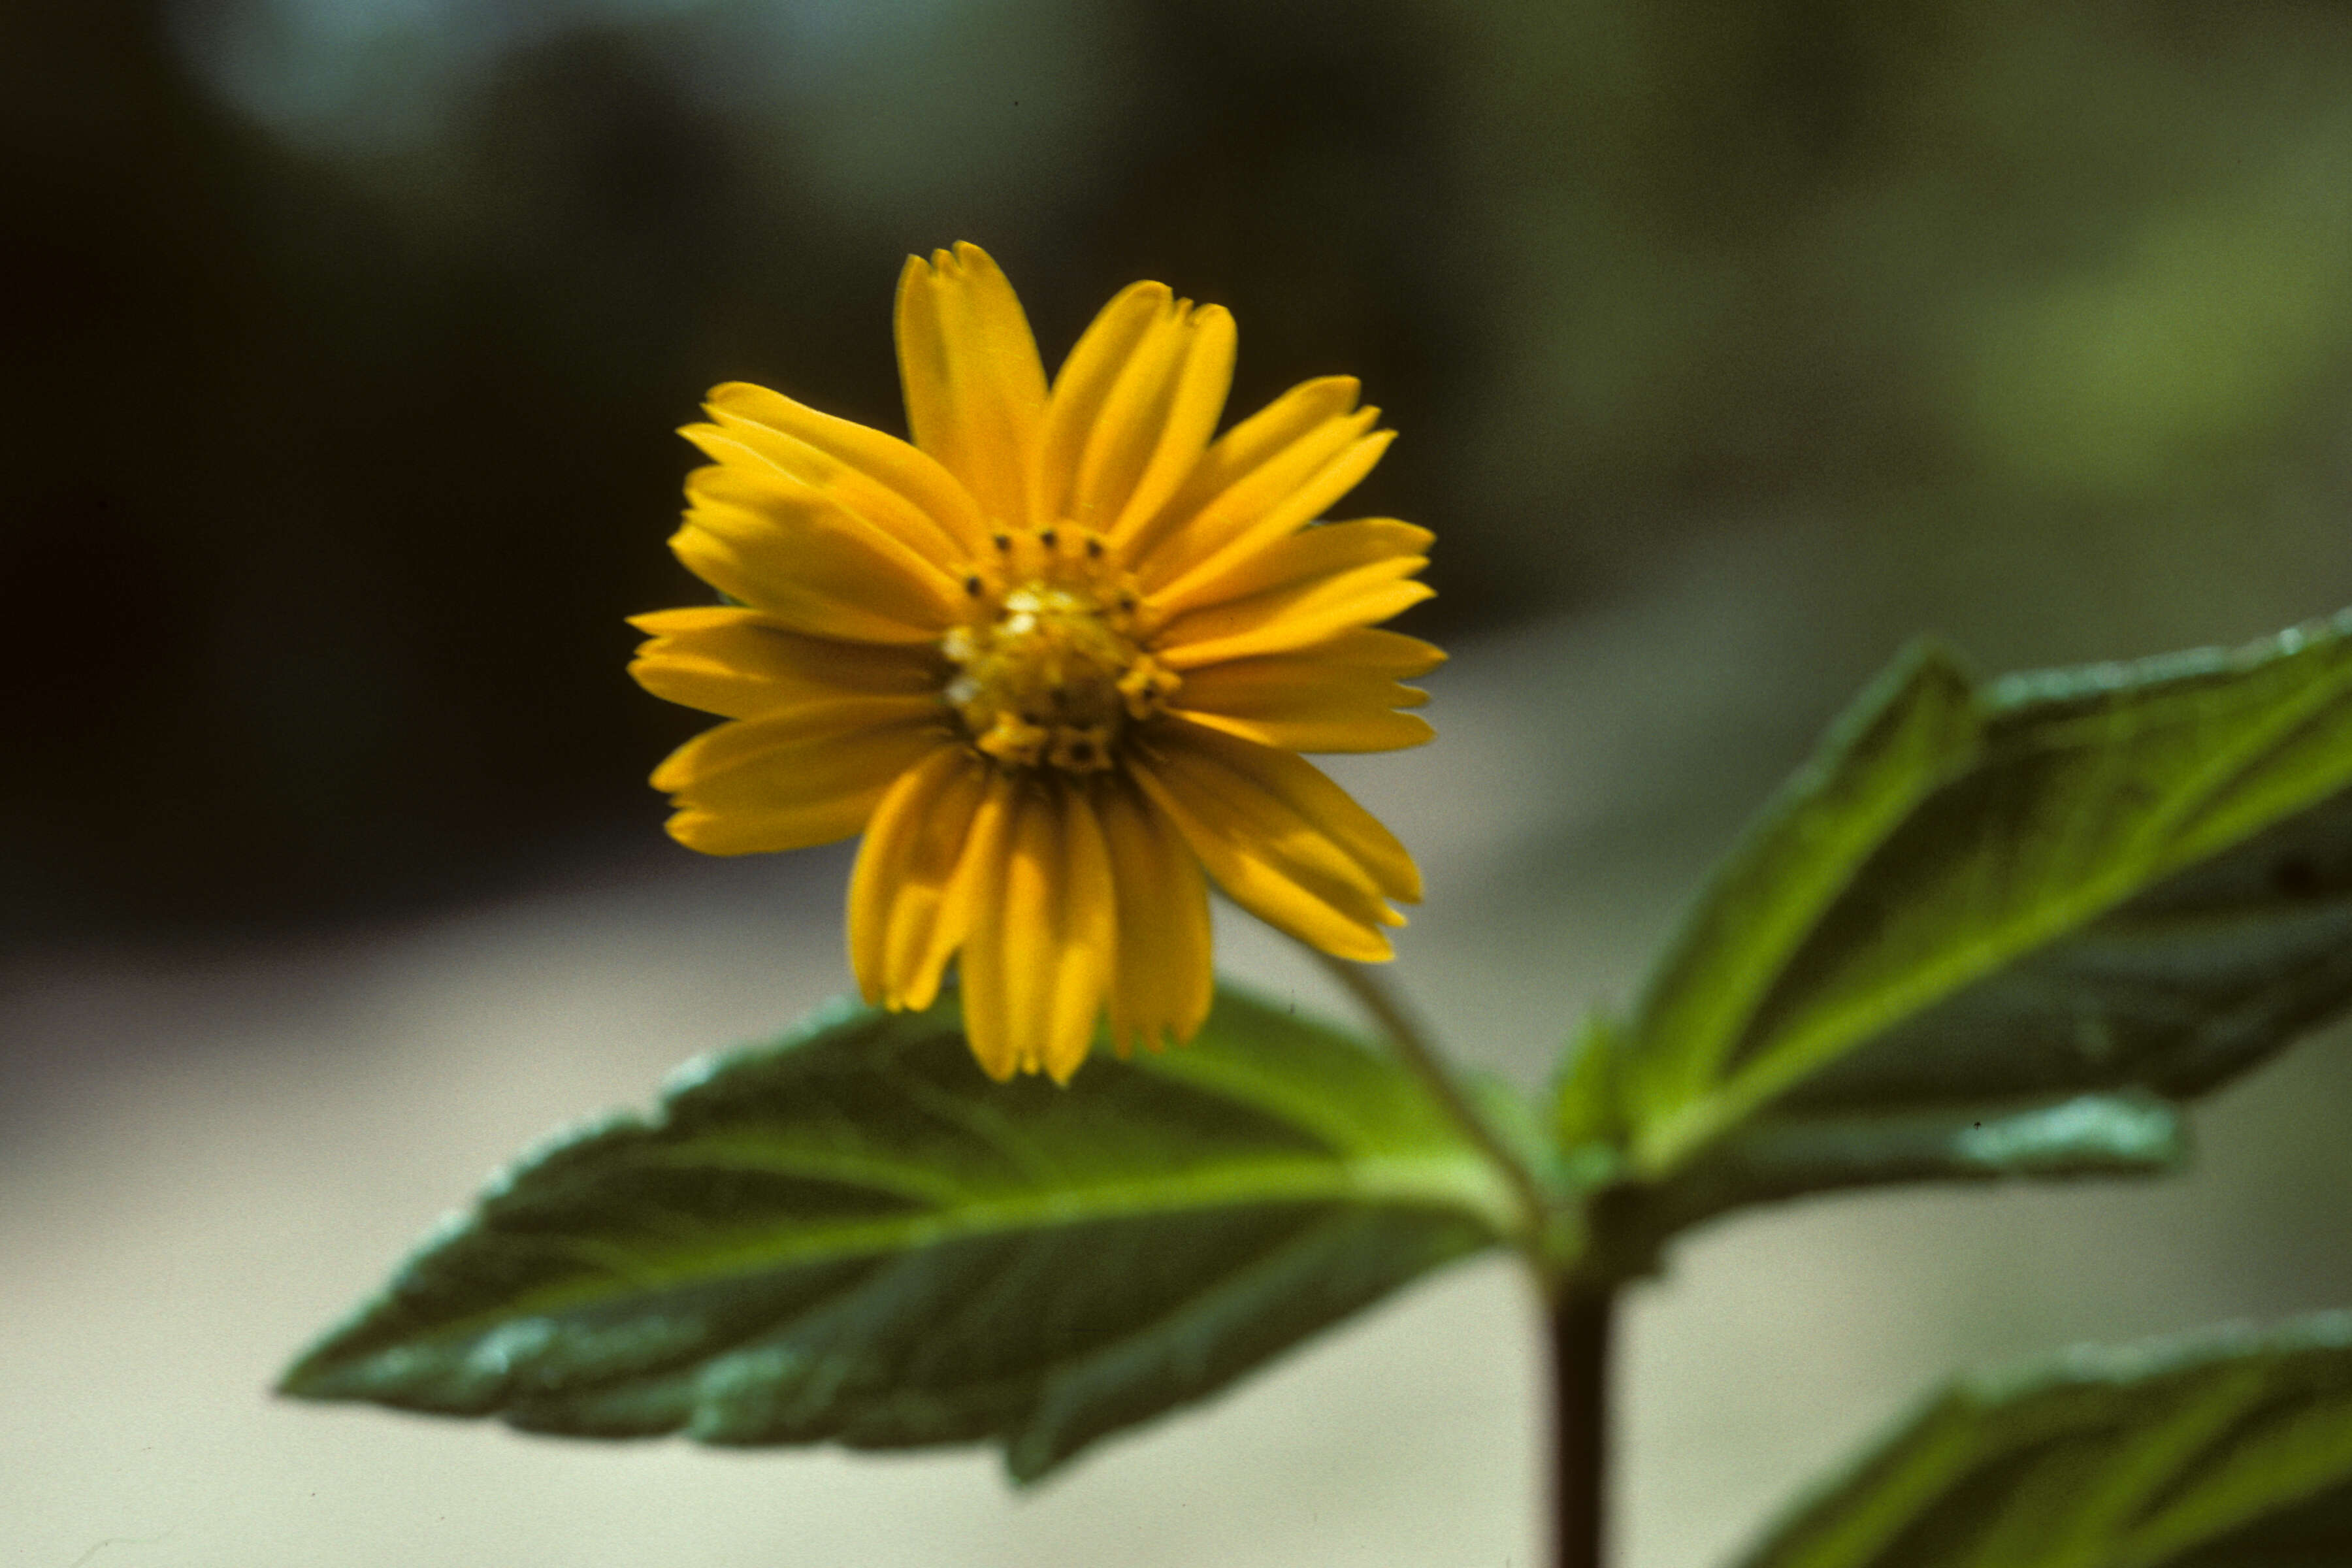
[1632, 649, 1983, 1116]
[327, 1149, 1512, 1367]
[1637, 649, 2352, 1173]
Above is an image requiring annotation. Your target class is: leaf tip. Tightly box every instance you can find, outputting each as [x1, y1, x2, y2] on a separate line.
[273, 1332, 370, 1403]
[1552, 1011, 1629, 1162]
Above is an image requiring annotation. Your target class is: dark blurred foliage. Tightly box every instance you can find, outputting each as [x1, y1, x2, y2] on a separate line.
[10, 0, 2352, 943]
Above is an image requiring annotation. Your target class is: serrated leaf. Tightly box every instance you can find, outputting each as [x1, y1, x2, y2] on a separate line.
[1615, 612, 2352, 1184]
[1739, 1313, 2352, 1568]
[280, 988, 1518, 1480]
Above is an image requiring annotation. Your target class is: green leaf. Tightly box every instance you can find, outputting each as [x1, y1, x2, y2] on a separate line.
[1612, 611, 2352, 1185]
[1618, 640, 1984, 1154]
[1586, 1092, 2187, 1271]
[279, 987, 1518, 1481]
[1738, 1313, 2352, 1568]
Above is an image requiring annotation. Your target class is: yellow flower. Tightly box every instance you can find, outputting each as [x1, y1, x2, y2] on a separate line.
[630, 243, 1441, 1082]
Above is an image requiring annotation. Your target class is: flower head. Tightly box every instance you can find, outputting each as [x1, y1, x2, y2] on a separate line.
[630, 243, 1441, 1082]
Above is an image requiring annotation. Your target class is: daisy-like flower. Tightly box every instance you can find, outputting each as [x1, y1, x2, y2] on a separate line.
[630, 243, 1441, 1082]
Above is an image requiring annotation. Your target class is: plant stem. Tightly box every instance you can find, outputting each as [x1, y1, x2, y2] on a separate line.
[1307, 951, 1551, 1248]
[1550, 1290, 1612, 1568]
[1309, 951, 1609, 1566]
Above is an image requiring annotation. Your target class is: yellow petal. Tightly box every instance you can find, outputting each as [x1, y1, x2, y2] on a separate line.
[1154, 554, 1433, 671]
[1303, 627, 1449, 679]
[682, 425, 972, 593]
[1150, 517, 1433, 623]
[650, 695, 942, 790]
[673, 463, 962, 644]
[1132, 727, 1413, 962]
[1166, 721, 1422, 904]
[1036, 281, 1165, 523]
[706, 380, 990, 557]
[1118, 378, 1379, 587]
[628, 607, 942, 720]
[1097, 776, 1213, 1054]
[686, 421, 964, 573]
[1173, 706, 1430, 757]
[896, 243, 1048, 531]
[1038, 283, 1236, 542]
[957, 779, 1115, 1081]
[849, 745, 992, 1007]
[1169, 645, 1435, 754]
[695, 386, 987, 566]
[653, 699, 949, 855]
[1046, 789, 1117, 1083]
[1145, 431, 1395, 607]
[919, 768, 1017, 1014]
[961, 781, 1055, 1079]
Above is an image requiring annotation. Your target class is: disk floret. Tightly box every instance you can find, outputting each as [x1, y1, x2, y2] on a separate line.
[942, 523, 1176, 772]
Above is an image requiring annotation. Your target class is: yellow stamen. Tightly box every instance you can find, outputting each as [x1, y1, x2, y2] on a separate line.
[943, 525, 1173, 773]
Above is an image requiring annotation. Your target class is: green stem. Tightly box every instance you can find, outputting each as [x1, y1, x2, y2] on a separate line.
[1309, 951, 1608, 1567]
[1307, 951, 1552, 1249]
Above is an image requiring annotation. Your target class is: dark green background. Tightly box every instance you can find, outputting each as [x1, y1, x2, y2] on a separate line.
[13, 0, 2352, 941]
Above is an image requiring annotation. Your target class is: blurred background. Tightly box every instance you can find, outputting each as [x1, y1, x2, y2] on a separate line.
[10, 0, 2352, 1564]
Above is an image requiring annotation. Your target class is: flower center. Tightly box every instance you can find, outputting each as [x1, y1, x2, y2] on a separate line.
[941, 525, 1175, 773]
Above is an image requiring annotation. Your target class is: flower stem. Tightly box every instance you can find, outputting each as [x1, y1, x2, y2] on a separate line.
[1307, 951, 1551, 1250]
[1308, 951, 1609, 1566]
[1550, 1289, 1612, 1568]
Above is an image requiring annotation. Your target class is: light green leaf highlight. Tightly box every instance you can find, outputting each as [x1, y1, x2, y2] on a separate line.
[1739, 1313, 2352, 1568]
[1617, 610, 2352, 1178]
[279, 988, 1518, 1480]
